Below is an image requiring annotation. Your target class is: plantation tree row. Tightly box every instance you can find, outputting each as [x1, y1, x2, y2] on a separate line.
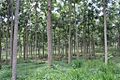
[0, 0, 120, 80]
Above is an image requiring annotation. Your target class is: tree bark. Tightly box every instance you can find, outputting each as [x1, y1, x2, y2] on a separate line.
[74, 3, 79, 59]
[23, 25, 28, 60]
[117, 24, 120, 54]
[68, 1, 72, 64]
[103, 0, 108, 64]
[6, 0, 11, 63]
[42, 29, 45, 57]
[12, 0, 20, 80]
[47, 0, 52, 67]
[0, 31, 1, 69]
[68, 25, 71, 64]
[10, 0, 14, 67]
[0, 17, 2, 69]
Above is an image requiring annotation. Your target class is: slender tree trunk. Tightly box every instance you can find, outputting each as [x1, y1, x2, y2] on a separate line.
[47, 0, 52, 67]
[91, 34, 95, 57]
[80, 41, 83, 55]
[23, 35, 26, 60]
[25, 29, 28, 59]
[68, 1, 72, 64]
[35, 33, 37, 58]
[58, 36, 60, 55]
[74, 3, 79, 59]
[38, 33, 41, 58]
[62, 44, 64, 56]
[33, 35, 35, 58]
[10, 0, 14, 67]
[73, 35, 75, 56]
[0, 17, 2, 69]
[35, 1, 38, 59]
[5, 34, 8, 61]
[42, 29, 44, 57]
[103, 0, 108, 64]
[0, 32, 1, 69]
[68, 25, 71, 64]
[83, 30, 87, 58]
[30, 33, 33, 58]
[65, 42, 68, 58]
[23, 25, 28, 60]
[12, 0, 20, 80]
[18, 34, 21, 58]
[6, 0, 11, 63]
[117, 25, 120, 55]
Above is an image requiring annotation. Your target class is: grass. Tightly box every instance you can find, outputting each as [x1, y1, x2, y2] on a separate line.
[0, 58, 120, 80]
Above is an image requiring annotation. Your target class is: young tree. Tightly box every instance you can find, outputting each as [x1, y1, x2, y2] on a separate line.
[68, 0, 72, 64]
[12, 0, 20, 80]
[0, 16, 2, 69]
[73, 2, 79, 59]
[103, 0, 108, 64]
[10, 0, 14, 67]
[47, 0, 52, 67]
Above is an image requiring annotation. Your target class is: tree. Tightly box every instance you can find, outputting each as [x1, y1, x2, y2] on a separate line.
[103, 0, 108, 64]
[0, 16, 2, 69]
[73, 1, 79, 59]
[68, 0, 72, 64]
[12, 0, 20, 80]
[10, 0, 14, 67]
[47, 0, 52, 67]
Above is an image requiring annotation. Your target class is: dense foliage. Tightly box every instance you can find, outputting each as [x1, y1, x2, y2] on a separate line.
[0, 59, 120, 80]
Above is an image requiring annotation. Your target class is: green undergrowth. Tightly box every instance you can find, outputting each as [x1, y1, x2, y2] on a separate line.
[0, 59, 120, 80]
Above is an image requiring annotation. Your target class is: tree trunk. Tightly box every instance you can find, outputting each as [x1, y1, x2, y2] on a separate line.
[35, 1, 38, 59]
[30, 33, 33, 58]
[6, 0, 11, 63]
[25, 30, 28, 59]
[23, 25, 28, 60]
[58, 36, 60, 55]
[68, 1, 72, 64]
[47, 0, 52, 67]
[103, 0, 108, 64]
[0, 17, 2, 69]
[68, 25, 71, 64]
[42, 29, 45, 57]
[12, 0, 20, 80]
[65, 43, 68, 58]
[74, 3, 79, 59]
[0, 32, 1, 69]
[117, 25, 120, 55]
[91, 35, 95, 57]
[10, 0, 14, 67]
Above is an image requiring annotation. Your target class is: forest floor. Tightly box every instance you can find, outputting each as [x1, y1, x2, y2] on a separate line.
[0, 57, 120, 80]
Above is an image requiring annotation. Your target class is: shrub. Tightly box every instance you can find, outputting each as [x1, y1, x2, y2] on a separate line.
[72, 60, 84, 69]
